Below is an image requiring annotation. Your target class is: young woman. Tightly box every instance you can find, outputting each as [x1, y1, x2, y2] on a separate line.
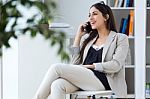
[33, 2, 131, 99]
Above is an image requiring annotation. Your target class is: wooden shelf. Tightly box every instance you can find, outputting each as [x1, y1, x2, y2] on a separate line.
[111, 7, 134, 10]
[128, 36, 134, 39]
[125, 65, 134, 68]
[127, 94, 134, 98]
[146, 65, 150, 68]
[125, 65, 150, 68]
[147, 7, 150, 10]
[128, 36, 150, 39]
[146, 36, 150, 39]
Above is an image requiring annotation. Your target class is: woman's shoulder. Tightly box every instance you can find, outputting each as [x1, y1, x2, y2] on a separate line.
[112, 32, 129, 46]
[116, 32, 128, 40]
[110, 31, 128, 39]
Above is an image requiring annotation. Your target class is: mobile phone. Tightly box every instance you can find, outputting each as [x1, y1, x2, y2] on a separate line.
[84, 22, 92, 33]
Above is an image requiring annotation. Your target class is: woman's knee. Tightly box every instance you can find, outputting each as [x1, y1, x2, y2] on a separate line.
[49, 63, 63, 72]
[51, 79, 66, 93]
[51, 78, 79, 94]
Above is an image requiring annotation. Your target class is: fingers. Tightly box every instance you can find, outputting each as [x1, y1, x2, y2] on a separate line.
[82, 22, 89, 28]
[82, 22, 90, 32]
[76, 22, 90, 37]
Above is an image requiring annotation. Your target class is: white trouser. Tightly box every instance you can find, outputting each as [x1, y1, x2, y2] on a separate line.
[33, 63, 105, 99]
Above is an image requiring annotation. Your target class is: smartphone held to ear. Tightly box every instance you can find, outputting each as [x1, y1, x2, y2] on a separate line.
[83, 22, 92, 33]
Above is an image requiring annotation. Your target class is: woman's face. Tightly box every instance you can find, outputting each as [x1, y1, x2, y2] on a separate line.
[89, 6, 106, 30]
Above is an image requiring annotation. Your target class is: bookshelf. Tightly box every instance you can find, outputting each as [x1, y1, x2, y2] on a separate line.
[107, 0, 150, 98]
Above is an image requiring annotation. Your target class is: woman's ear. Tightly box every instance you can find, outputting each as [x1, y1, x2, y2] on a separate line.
[105, 14, 109, 21]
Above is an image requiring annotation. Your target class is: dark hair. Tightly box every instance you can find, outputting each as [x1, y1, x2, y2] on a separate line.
[78, 2, 117, 63]
[90, 2, 117, 32]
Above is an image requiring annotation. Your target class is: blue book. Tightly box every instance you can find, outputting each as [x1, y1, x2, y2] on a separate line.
[126, 0, 130, 7]
[119, 18, 125, 33]
[122, 18, 128, 34]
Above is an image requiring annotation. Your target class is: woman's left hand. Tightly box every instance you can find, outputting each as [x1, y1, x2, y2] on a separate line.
[83, 65, 95, 69]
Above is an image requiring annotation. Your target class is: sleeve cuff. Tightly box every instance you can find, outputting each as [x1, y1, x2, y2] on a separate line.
[93, 63, 104, 72]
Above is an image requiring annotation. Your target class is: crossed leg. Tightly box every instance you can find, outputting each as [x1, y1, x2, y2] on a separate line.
[33, 63, 105, 99]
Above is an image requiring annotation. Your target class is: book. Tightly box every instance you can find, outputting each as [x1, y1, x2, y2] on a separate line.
[126, 0, 130, 7]
[114, 0, 119, 7]
[122, 18, 128, 34]
[128, 10, 134, 36]
[125, 14, 130, 35]
[123, 0, 127, 7]
[147, 0, 150, 7]
[119, 18, 125, 33]
[129, 0, 134, 7]
[118, 0, 124, 7]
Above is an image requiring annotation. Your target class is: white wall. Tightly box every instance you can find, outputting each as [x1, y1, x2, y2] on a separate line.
[18, 34, 62, 99]
[2, 38, 18, 99]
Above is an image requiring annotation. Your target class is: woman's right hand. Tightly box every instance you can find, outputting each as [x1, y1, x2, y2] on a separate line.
[76, 22, 88, 37]
[73, 23, 87, 47]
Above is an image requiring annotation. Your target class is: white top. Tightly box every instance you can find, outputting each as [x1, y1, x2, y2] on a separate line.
[92, 44, 104, 51]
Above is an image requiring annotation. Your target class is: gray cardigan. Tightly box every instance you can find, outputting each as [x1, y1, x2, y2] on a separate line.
[70, 31, 131, 98]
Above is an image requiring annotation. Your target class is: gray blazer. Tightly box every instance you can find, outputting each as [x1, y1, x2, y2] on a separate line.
[70, 31, 131, 98]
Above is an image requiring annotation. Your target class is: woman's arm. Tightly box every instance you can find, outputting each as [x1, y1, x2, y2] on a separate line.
[70, 23, 87, 64]
[93, 34, 130, 73]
